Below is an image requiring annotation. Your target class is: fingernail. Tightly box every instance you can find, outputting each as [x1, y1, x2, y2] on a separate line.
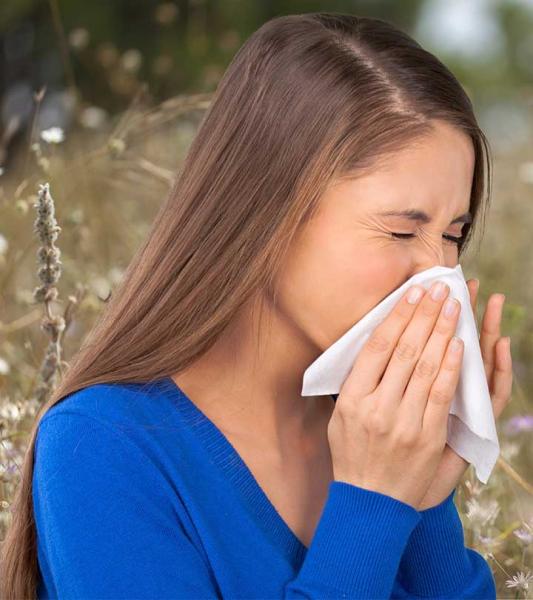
[407, 285, 423, 304]
[444, 298, 458, 318]
[430, 280, 448, 301]
[451, 336, 463, 352]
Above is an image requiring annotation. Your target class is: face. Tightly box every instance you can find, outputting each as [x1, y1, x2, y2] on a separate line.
[272, 119, 476, 351]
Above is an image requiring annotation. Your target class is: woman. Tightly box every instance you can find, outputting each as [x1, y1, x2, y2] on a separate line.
[1, 12, 512, 599]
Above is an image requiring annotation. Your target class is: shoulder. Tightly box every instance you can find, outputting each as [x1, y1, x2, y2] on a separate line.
[38, 378, 180, 431]
[33, 380, 182, 498]
[34, 382, 151, 466]
[33, 378, 189, 478]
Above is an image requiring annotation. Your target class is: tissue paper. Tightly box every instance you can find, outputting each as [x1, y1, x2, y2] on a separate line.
[301, 264, 499, 484]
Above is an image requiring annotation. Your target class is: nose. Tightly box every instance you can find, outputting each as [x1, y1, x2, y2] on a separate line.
[411, 245, 453, 276]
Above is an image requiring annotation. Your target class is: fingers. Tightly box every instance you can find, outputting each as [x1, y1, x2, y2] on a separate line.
[397, 293, 462, 428]
[377, 280, 452, 410]
[480, 293, 506, 381]
[491, 337, 513, 419]
[342, 284, 427, 399]
[467, 278, 512, 421]
[422, 336, 464, 436]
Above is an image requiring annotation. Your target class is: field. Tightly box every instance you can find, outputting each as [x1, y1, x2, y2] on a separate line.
[0, 41, 532, 600]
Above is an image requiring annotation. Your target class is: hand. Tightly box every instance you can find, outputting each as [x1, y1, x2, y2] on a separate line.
[416, 278, 513, 510]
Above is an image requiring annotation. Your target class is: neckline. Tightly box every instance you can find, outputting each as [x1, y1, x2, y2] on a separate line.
[155, 376, 337, 564]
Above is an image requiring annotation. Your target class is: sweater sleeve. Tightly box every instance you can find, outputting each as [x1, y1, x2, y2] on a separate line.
[33, 412, 222, 599]
[284, 481, 422, 599]
[391, 488, 497, 599]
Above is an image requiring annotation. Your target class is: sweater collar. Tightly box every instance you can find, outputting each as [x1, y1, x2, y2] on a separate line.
[156, 375, 313, 565]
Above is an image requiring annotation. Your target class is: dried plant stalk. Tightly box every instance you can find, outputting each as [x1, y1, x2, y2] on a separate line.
[31, 183, 67, 404]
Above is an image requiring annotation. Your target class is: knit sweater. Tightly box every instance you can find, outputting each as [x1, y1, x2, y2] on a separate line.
[32, 377, 497, 599]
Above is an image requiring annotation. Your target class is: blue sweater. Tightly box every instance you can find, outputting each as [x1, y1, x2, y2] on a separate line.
[32, 377, 497, 599]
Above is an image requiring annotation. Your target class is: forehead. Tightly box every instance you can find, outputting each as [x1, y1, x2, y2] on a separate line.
[342, 121, 475, 216]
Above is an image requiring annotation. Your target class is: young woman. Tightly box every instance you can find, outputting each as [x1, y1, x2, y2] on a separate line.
[1, 12, 512, 599]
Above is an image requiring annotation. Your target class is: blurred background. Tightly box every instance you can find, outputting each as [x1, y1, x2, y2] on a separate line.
[0, 0, 532, 596]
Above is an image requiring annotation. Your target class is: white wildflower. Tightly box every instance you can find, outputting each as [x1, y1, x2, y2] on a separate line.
[477, 534, 503, 555]
[108, 267, 124, 285]
[464, 478, 485, 497]
[505, 570, 533, 592]
[514, 528, 533, 544]
[500, 440, 520, 460]
[79, 106, 107, 129]
[40, 126, 65, 144]
[89, 276, 111, 299]
[0, 400, 21, 420]
[513, 520, 533, 545]
[465, 497, 500, 528]
[2, 438, 14, 452]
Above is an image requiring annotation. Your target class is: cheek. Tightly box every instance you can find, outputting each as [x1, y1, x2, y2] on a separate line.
[274, 227, 411, 349]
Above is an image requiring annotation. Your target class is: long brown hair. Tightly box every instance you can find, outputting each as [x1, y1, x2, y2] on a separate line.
[1, 12, 491, 599]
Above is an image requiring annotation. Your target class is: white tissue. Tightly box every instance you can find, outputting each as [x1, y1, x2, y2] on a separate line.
[301, 264, 499, 484]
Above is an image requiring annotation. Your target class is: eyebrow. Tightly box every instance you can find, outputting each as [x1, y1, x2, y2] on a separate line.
[377, 209, 473, 225]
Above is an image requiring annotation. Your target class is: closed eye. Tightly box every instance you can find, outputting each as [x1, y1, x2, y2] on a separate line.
[390, 232, 466, 246]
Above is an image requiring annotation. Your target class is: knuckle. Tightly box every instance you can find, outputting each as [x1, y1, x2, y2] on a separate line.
[364, 410, 390, 435]
[337, 385, 358, 404]
[395, 302, 415, 319]
[429, 386, 451, 406]
[442, 354, 460, 372]
[434, 320, 453, 336]
[335, 397, 359, 421]
[366, 331, 391, 354]
[394, 339, 418, 362]
[413, 357, 439, 380]
[420, 302, 438, 318]
[394, 426, 419, 447]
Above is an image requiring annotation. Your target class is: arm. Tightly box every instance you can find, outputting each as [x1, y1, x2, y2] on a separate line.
[33, 412, 222, 599]
[391, 488, 497, 599]
[284, 481, 422, 599]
